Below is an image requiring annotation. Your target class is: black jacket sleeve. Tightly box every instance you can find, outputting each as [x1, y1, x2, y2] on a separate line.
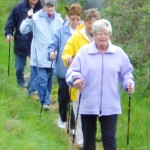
[5, 7, 17, 36]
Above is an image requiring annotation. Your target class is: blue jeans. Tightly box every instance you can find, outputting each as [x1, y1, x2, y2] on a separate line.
[27, 66, 38, 95]
[15, 54, 27, 87]
[38, 68, 54, 105]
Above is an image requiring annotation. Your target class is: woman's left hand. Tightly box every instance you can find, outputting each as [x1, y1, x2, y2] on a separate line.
[127, 83, 135, 95]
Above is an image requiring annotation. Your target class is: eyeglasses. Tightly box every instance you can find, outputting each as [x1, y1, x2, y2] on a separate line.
[96, 32, 109, 37]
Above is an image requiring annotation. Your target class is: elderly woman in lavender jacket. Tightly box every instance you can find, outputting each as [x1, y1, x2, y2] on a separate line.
[66, 19, 135, 150]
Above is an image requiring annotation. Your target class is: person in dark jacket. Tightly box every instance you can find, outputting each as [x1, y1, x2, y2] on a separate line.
[5, 0, 42, 87]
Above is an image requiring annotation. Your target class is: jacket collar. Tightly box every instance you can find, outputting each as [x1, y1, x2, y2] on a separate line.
[22, 0, 42, 11]
[39, 9, 56, 19]
[21, 0, 30, 11]
[62, 21, 71, 34]
[88, 42, 116, 54]
[64, 21, 85, 35]
[80, 27, 93, 43]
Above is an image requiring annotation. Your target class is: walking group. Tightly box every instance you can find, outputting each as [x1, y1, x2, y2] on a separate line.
[5, 0, 135, 149]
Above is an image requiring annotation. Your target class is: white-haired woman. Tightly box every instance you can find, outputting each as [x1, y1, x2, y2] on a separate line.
[66, 19, 135, 150]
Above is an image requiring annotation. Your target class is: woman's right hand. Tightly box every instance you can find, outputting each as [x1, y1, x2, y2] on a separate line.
[73, 79, 85, 91]
[50, 50, 57, 60]
[67, 56, 75, 66]
[6, 35, 13, 43]
[28, 8, 33, 18]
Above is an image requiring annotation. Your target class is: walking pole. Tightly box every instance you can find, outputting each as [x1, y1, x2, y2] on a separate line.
[40, 60, 54, 117]
[72, 92, 82, 150]
[8, 42, 11, 76]
[127, 94, 131, 150]
[67, 87, 71, 134]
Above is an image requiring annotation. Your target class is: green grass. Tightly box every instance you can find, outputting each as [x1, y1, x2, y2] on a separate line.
[0, 0, 150, 150]
[0, 74, 72, 150]
[117, 93, 150, 149]
[0, 0, 72, 150]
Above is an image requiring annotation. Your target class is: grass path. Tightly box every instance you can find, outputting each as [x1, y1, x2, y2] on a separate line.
[0, 72, 70, 150]
[0, 67, 104, 149]
[1, 64, 150, 149]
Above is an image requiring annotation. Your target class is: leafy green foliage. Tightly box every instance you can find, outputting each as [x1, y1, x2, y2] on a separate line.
[101, 0, 150, 97]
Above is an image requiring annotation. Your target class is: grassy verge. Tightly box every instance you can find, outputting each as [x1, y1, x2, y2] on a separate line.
[0, 73, 72, 150]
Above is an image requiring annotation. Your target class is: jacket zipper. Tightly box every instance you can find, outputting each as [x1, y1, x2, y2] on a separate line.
[100, 54, 104, 115]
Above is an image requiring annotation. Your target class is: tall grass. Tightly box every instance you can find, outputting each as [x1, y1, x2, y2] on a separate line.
[0, 0, 72, 150]
[0, 69, 72, 149]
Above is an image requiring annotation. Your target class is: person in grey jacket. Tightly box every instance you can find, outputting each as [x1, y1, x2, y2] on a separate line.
[49, 3, 83, 147]
[20, 0, 63, 110]
[66, 19, 135, 150]
[5, 0, 42, 87]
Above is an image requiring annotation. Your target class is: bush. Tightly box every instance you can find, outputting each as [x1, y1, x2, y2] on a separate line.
[101, 0, 150, 98]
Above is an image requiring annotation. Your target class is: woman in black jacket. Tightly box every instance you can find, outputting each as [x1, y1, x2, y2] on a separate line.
[5, 0, 42, 87]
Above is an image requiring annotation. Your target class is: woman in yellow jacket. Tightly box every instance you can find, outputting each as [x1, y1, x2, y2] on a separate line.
[62, 8, 100, 147]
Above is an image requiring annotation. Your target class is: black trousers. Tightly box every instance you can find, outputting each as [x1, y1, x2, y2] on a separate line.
[81, 114, 118, 150]
[58, 77, 75, 129]
[58, 77, 70, 122]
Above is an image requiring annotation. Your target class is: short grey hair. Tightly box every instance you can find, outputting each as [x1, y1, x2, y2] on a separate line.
[92, 19, 112, 36]
[44, 0, 55, 7]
